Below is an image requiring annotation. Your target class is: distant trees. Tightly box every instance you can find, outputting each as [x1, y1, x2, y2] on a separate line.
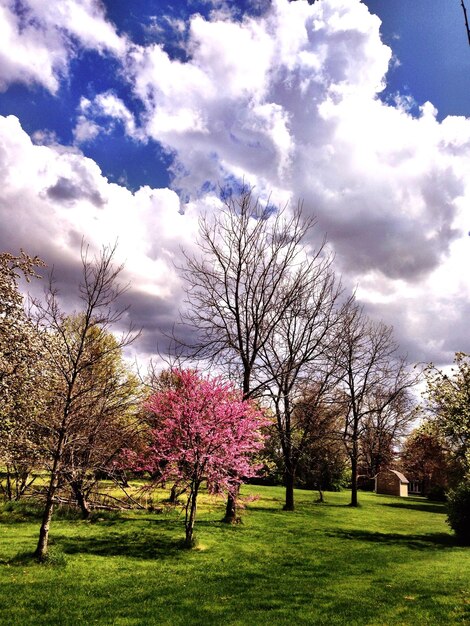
[359, 389, 416, 479]
[401, 421, 453, 498]
[292, 394, 348, 501]
[32, 243, 139, 561]
[333, 303, 417, 506]
[132, 369, 267, 547]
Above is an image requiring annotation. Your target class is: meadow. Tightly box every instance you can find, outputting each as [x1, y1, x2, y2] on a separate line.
[0, 486, 468, 625]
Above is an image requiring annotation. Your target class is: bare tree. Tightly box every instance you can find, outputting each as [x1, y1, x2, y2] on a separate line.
[334, 303, 418, 506]
[180, 189, 318, 520]
[32, 243, 138, 560]
[258, 246, 349, 510]
[359, 388, 415, 479]
[462, 0, 470, 46]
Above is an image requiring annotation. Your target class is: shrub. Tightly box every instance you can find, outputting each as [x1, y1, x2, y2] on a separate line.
[446, 482, 470, 544]
[427, 485, 447, 502]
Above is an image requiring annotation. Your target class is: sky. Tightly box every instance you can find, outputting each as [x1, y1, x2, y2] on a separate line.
[1, 0, 470, 368]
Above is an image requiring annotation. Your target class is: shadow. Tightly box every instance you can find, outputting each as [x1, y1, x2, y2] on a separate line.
[325, 528, 456, 550]
[56, 530, 186, 560]
[383, 502, 447, 515]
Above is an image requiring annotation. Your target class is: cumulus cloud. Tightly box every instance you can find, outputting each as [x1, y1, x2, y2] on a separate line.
[118, 0, 470, 286]
[110, 0, 470, 364]
[2, 0, 470, 366]
[73, 93, 143, 144]
[0, 114, 197, 356]
[0, 0, 125, 93]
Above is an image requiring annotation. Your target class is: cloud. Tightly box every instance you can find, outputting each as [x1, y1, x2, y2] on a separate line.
[73, 93, 143, 144]
[0, 114, 197, 357]
[111, 0, 470, 363]
[3, 0, 470, 367]
[117, 0, 470, 284]
[0, 0, 126, 93]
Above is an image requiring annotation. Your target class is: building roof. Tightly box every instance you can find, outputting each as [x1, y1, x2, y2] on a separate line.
[389, 469, 409, 484]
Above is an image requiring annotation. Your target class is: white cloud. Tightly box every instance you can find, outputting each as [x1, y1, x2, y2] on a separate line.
[73, 93, 143, 143]
[117, 0, 470, 362]
[3, 0, 470, 365]
[0, 0, 126, 93]
[0, 114, 198, 354]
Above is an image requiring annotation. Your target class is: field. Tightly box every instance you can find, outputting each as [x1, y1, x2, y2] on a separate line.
[0, 486, 469, 625]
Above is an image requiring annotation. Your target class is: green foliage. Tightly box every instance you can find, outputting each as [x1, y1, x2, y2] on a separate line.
[401, 420, 455, 495]
[424, 353, 470, 479]
[446, 482, 470, 544]
[0, 487, 469, 625]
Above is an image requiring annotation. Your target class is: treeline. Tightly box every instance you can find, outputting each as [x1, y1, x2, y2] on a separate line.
[1, 191, 469, 553]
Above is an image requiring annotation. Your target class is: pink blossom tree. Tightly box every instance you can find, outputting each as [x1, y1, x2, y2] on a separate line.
[136, 369, 267, 547]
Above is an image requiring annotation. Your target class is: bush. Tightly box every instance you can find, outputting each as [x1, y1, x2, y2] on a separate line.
[446, 482, 470, 544]
[427, 485, 447, 502]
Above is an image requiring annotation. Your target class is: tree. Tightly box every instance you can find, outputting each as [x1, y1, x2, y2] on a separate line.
[401, 421, 453, 497]
[257, 251, 348, 509]
[0, 251, 47, 500]
[132, 369, 267, 547]
[359, 389, 415, 479]
[181, 189, 319, 519]
[335, 303, 417, 506]
[422, 352, 470, 480]
[32, 243, 137, 560]
[53, 318, 142, 517]
[293, 393, 348, 502]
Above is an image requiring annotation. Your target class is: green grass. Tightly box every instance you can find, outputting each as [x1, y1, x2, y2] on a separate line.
[0, 487, 469, 625]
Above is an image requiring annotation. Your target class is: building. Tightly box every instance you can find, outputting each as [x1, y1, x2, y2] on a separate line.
[375, 469, 409, 497]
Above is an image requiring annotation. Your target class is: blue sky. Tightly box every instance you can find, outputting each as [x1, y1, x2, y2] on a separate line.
[1, 0, 470, 366]
[1, 0, 469, 190]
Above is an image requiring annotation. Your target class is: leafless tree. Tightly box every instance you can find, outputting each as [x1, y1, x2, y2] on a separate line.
[334, 303, 418, 506]
[257, 245, 350, 510]
[180, 189, 319, 520]
[32, 243, 139, 561]
[359, 388, 416, 479]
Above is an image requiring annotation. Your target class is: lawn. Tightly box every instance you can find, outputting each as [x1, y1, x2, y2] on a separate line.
[0, 486, 468, 625]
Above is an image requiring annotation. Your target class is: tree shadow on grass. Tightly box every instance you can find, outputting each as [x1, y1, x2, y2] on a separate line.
[325, 528, 456, 550]
[382, 502, 447, 515]
[55, 530, 186, 560]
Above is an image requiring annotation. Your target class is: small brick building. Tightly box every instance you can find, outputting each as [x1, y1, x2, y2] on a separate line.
[375, 469, 409, 498]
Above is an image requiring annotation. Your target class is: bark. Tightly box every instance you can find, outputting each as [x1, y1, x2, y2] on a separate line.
[350, 453, 358, 507]
[70, 481, 91, 519]
[223, 488, 238, 523]
[35, 465, 60, 561]
[283, 467, 295, 511]
[5, 467, 12, 501]
[35, 426, 65, 560]
[169, 482, 186, 504]
[184, 484, 199, 548]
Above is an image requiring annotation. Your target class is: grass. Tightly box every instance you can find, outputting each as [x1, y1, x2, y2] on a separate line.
[0, 486, 469, 625]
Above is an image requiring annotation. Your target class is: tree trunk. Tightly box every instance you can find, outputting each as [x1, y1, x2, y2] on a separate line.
[5, 466, 12, 501]
[35, 489, 55, 561]
[71, 481, 91, 519]
[222, 485, 239, 523]
[283, 467, 295, 511]
[184, 484, 199, 548]
[169, 483, 178, 504]
[35, 428, 65, 560]
[350, 453, 358, 507]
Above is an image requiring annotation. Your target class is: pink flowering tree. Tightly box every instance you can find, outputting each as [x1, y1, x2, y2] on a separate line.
[137, 369, 267, 547]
